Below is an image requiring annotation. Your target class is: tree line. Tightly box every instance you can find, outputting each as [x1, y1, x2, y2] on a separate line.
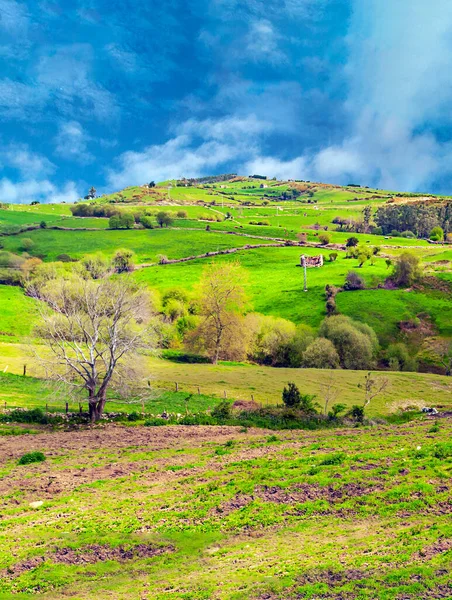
[375, 201, 452, 239]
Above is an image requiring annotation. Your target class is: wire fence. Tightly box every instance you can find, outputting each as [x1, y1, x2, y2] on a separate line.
[0, 372, 268, 416]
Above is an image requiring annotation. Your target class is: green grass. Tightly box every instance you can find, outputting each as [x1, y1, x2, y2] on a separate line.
[134, 246, 389, 327]
[337, 288, 452, 344]
[1, 228, 273, 263]
[0, 287, 39, 342]
[1, 353, 451, 416]
[0, 419, 450, 598]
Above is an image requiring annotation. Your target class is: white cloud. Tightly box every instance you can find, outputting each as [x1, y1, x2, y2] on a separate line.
[0, 178, 79, 204]
[306, 0, 452, 191]
[107, 115, 265, 189]
[1, 143, 55, 177]
[244, 156, 308, 180]
[54, 120, 93, 164]
[243, 19, 286, 64]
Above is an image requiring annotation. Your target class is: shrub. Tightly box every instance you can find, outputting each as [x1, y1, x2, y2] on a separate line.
[349, 405, 364, 423]
[109, 214, 121, 229]
[112, 248, 135, 273]
[302, 338, 340, 369]
[20, 238, 34, 252]
[176, 210, 188, 218]
[40, 221, 47, 229]
[386, 343, 417, 372]
[319, 315, 377, 370]
[430, 226, 444, 241]
[328, 403, 347, 419]
[346, 237, 359, 247]
[0, 408, 52, 424]
[140, 216, 154, 229]
[144, 417, 167, 426]
[329, 252, 338, 262]
[343, 270, 365, 290]
[56, 254, 73, 262]
[282, 382, 301, 407]
[392, 252, 422, 287]
[318, 233, 331, 245]
[401, 230, 416, 238]
[326, 297, 336, 315]
[18, 451, 46, 465]
[211, 401, 232, 420]
[320, 453, 344, 466]
[127, 411, 142, 422]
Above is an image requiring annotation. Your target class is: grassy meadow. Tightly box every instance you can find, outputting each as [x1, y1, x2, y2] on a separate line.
[1, 177, 452, 599]
[0, 420, 450, 598]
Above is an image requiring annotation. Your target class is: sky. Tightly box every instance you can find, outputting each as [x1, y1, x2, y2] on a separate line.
[1, 0, 452, 203]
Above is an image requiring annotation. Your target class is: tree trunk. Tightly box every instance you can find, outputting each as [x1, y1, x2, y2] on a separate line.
[89, 392, 107, 423]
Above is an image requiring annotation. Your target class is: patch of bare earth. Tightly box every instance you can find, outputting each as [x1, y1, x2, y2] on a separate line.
[215, 482, 382, 515]
[414, 538, 452, 560]
[2, 544, 173, 578]
[0, 425, 264, 462]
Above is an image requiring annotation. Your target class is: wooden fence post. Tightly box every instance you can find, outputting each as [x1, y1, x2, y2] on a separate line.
[79, 402, 82, 414]
[197, 386, 200, 395]
[224, 390, 227, 399]
[23, 364, 27, 377]
[65, 402, 69, 414]
[175, 382, 178, 392]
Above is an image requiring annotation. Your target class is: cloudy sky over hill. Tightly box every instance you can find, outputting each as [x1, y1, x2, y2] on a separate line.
[1, 0, 452, 201]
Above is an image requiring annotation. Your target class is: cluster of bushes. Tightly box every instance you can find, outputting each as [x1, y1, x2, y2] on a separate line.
[345, 241, 380, 267]
[144, 383, 369, 431]
[71, 203, 189, 230]
[163, 282, 381, 370]
[0, 408, 62, 425]
[249, 220, 270, 226]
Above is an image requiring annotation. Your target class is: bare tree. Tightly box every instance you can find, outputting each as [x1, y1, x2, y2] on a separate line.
[31, 275, 158, 422]
[432, 340, 452, 376]
[319, 371, 340, 415]
[188, 262, 248, 364]
[359, 372, 390, 408]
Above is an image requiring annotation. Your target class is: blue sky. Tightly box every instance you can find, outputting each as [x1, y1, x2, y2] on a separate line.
[1, 0, 452, 202]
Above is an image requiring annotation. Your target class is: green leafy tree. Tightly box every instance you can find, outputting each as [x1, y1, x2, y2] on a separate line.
[156, 211, 173, 228]
[302, 338, 340, 369]
[392, 252, 422, 287]
[112, 249, 135, 273]
[430, 226, 444, 241]
[319, 315, 378, 370]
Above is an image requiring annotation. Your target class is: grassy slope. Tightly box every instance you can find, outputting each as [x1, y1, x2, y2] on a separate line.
[134, 247, 389, 327]
[0, 287, 38, 342]
[0, 421, 450, 598]
[1, 346, 451, 415]
[337, 288, 452, 344]
[1, 229, 273, 263]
